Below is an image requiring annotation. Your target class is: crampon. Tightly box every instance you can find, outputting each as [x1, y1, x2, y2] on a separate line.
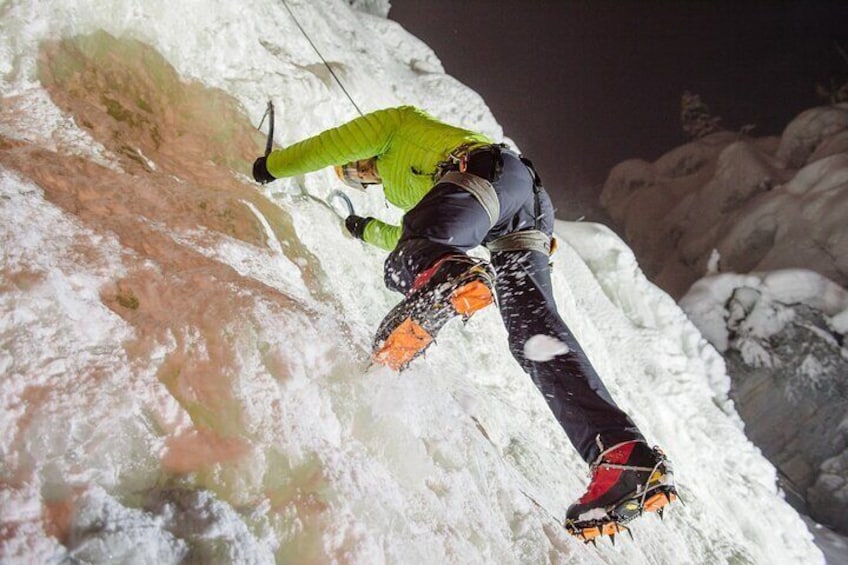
[372, 255, 495, 371]
[564, 441, 677, 544]
[564, 484, 677, 544]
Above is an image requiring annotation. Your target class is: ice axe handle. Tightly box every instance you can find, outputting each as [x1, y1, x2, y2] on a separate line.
[259, 100, 275, 157]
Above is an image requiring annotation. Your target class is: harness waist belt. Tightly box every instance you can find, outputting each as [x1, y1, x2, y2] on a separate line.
[435, 142, 507, 180]
[486, 230, 551, 255]
[439, 171, 500, 229]
[451, 141, 491, 161]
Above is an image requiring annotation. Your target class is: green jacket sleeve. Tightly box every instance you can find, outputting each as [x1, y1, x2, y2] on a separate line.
[265, 107, 406, 178]
[363, 218, 402, 251]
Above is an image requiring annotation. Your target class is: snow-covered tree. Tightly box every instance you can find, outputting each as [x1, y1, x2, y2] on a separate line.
[816, 42, 848, 103]
[681, 90, 722, 139]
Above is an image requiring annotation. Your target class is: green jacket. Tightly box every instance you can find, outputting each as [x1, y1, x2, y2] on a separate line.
[266, 106, 492, 250]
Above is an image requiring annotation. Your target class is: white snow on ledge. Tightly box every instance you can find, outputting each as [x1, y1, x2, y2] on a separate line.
[680, 269, 848, 352]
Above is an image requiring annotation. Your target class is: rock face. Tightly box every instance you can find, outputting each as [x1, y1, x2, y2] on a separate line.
[600, 103, 848, 299]
[681, 273, 848, 534]
[727, 302, 847, 531]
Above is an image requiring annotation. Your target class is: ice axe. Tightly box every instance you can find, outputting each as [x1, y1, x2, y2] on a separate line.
[257, 100, 357, 220]
[258, 100, 275, 158]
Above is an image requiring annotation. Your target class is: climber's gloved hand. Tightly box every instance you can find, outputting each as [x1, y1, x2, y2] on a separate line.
[252, 156, 276, 184]
[345, 215, 372, 240]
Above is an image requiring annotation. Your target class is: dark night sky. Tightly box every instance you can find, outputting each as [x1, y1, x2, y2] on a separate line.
[388, 1, 848, 220]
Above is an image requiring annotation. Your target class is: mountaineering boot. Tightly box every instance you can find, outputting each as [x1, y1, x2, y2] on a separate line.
[565, 439, 676, 542]
[372, 254, 496, 370]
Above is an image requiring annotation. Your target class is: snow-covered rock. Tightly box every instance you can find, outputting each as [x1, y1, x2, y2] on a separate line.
[601, 104, 848, 299]
[681, 270, 848, 534]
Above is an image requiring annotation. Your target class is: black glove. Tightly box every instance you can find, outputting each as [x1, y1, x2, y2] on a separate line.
[252, 156, 276, 184]
[345, 215, 372, 240]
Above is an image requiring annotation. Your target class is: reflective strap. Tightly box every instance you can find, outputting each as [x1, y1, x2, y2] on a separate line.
[485, 230, 551, 255]
[440, 171, 500, 229]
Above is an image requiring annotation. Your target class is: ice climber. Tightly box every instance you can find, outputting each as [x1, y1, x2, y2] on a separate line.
[252, 106, 676, 541]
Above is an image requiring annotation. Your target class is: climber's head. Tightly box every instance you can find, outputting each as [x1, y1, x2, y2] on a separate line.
[335, 157, 380, 191]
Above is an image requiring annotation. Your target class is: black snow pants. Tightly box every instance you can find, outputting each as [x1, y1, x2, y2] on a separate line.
[384, 146, 644, 463]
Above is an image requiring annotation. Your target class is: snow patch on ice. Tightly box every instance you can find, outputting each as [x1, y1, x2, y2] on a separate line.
[65, 486, 276, 564]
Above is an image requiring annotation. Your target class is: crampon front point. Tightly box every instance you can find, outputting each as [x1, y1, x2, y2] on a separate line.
[564, 484, 678, 544]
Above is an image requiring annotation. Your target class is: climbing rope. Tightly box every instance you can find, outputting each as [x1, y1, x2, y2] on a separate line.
[279, 0, 365, 117]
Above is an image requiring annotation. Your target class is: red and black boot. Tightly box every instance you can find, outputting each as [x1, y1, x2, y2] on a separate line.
[565, 439, 676, 543]
[372, 254, 496, 370]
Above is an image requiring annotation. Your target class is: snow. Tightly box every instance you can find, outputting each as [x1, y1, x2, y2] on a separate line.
[680, 268, 848, 553]
[0, 0, 824, 563]
[601, 104, 848, 300]
[523, 335, 570, 362]
[680, 269, 848, 354]
[776, 104, 848, 168]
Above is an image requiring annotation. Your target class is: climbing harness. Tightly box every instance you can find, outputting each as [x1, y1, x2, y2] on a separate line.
[437, 143, 554, 257]
[486, 230, 551, 255]
[439, 171, 500, 230]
